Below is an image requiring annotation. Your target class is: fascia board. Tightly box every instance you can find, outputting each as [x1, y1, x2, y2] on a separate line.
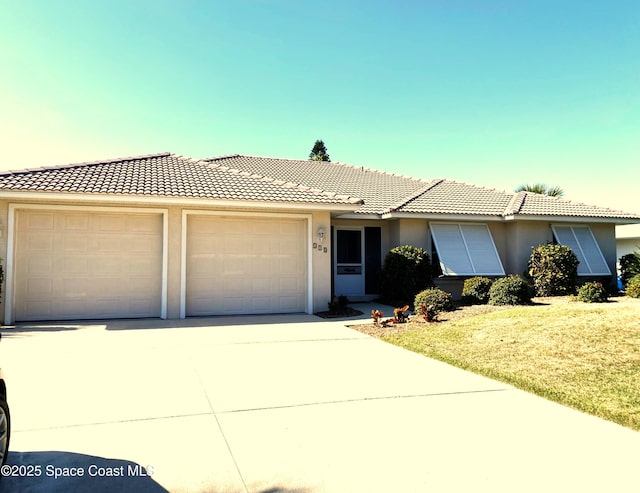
[381, 212, 505, 222]
[333, 213, 382, 220]
[508, 214, 640, 225]
[0, 191, 360, 213]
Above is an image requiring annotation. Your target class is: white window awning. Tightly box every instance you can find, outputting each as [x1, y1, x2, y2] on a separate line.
[430, 223, 505, 276]
[551, 225, 611, 275]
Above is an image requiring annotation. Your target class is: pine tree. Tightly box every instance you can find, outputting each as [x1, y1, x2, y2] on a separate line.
[308, 140, 330, 162]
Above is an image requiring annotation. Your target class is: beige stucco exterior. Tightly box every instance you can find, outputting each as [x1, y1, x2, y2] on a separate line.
[0, 191, 626, 321]
[332, 216, 621, 299]
[0, 196, 335, 323]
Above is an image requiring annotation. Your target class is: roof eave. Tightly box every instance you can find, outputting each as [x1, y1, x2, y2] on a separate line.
[507, 213, 640, 225]
[334, 212, 383, 220]
[381, 212, 506, 222]
[0, 190, 362, 213]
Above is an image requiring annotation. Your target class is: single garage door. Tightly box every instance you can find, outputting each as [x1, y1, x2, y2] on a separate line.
[14, 209, 163, 321]
[186, 215, 307, 316]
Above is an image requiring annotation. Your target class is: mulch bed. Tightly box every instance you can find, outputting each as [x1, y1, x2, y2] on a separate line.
[347, 303, 512, 337]
[315, 307, 364, 319]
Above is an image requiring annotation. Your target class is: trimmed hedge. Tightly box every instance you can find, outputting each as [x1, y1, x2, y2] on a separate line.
[577, 281, 608, 303]
[626, 274, 640, 299]
[528, 244, 579, 296]
[461, 277, 493, 305]
[488, 275, 533, 306]
[380, 245, 432, 306]
[620, 252, 640, 288]
[414, 288, 455, 314]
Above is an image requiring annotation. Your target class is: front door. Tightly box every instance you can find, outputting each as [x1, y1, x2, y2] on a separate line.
[334, 228, 365, 298]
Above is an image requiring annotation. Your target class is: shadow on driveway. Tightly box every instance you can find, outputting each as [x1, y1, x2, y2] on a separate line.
[2, 451, 167, 492]
[1, 313, 333, 334]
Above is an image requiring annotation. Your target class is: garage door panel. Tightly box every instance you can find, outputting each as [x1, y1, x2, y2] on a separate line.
[63, 214, 89, 230]
[62, 257, 88, 274]
[186, 215, 307, 316]
[27, 256, 53, 275]
[23, 233, 53, 251]
[14, 209, 163, 321]
[26, 278, 53, 297]
[95, 214, 124, 231]
[128, 236, 160, 253]
[26, 212, 55, 230]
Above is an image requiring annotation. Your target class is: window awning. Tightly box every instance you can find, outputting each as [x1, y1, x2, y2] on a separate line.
[551, 225, 611, 275]
[430, 223, 505, 276]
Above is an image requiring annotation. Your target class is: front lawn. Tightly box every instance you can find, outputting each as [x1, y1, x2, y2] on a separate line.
[354, 297, 640, 431]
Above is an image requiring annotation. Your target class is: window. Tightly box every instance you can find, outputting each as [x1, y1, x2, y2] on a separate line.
[336, 229, 362, 264]
[551, 225, 611, 275]
[430, 223, 505, 276]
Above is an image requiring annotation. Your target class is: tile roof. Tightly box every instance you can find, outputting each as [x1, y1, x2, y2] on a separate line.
[505, 191, 639, 219]
[1, 152, 637, 222]
[391, 179, 514, 216]
[204, 155, 640, 221]
[203, 155, 432, 215]
[0, 153, 362, 206]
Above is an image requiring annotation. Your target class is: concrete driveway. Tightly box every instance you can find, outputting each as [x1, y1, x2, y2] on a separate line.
[1, 313, 638, 492]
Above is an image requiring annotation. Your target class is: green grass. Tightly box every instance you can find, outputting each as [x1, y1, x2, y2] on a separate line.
[381, 297, 640, 431]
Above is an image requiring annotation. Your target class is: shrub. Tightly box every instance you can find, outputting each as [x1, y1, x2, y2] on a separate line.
[488, 275, 533, 306]
[527, 244, 579, 296]
[626, 274, 640, 299]
[461, 277, 493, 305]
[414, 288, 454, 314]
[576, 281, 608, 303]
[328, 295, 349, 313]
[380, 245, 432, 306]
[620, 251, 640, 288]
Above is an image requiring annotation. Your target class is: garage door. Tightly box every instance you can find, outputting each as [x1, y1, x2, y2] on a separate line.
[14, 209, 163, 321]
[186, 215, 307, 316]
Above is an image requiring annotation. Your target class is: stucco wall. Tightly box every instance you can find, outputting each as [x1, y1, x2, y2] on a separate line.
[507, 221, 553, 276]
[392, 219, 430, 250]
[310, 211, 332, 315]
[617, 238, 639, 260]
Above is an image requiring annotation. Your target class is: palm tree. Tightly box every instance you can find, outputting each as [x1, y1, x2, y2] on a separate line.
[516, 183, 564, 198]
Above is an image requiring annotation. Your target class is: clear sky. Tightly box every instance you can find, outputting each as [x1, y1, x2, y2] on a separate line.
[1, 1, 639, 214]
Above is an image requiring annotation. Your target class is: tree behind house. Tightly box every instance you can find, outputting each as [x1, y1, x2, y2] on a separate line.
[515, 183, 564, 197]
[309, 140, 330, 162]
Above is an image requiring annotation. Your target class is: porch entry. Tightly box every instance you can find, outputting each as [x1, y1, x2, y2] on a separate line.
[333, 226, 381, 300]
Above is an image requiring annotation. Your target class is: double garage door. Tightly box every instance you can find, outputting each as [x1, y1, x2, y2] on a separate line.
[12, 209, 308, 321]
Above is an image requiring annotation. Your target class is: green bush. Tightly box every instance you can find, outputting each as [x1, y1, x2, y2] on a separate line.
[527, 244, 579, 296]
[626, 274, 640, 299]
[461, 277, 493, 305]
[576, 281, 608, 303]
[380, 245, 432, 306]
[488, 275, 533, 306]
[620, 251, 640, 288]
[414, 288, 454, 314]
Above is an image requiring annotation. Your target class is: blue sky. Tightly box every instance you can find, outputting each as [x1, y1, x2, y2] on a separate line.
[1, 1, 639, 214]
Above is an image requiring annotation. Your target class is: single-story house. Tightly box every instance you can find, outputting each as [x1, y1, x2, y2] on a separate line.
[0, 152, 638, 324]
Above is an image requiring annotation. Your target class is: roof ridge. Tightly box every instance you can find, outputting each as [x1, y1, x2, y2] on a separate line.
[205, 160, 364, 205]
[504, 190, 527, 215]
[202, 154, 241, 162]
[0, 152, 174, 177]
[385, 179, 444, 213]
[202, 154, 429, 183]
